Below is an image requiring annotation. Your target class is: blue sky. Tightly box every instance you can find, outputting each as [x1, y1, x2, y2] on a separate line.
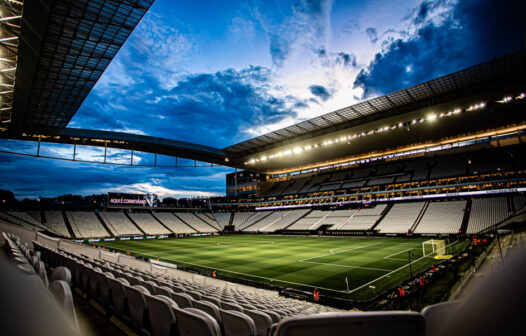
[1, 0, 525, 199]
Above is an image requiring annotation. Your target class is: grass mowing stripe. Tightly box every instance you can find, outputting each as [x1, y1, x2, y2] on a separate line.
[96, 235, 467, 300]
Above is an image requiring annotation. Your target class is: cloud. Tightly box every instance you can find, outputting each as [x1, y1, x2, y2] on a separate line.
[309, 84, 331, 101]
[354, 0, 526, 98]
[266, 0, 333, 67]
[365, 27, 378, 44]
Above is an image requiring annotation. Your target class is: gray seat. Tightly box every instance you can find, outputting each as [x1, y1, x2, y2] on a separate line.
[125, 285, 151, 332]
[273, 312, 425, 336]
[176, 307, 222, 336]
[193, 300, 222, 323]
[221, 301, 244, 312]
[156, 286, 175, 299]
[50, 266, 72, 286]
[262, 310, 281, 324]
[99, 272, 115, 305]
[108, 277, 130, 317]
[88, 267, 102, 298]
[220, 309, 257, 336]
[35, 261, 49, 287]
[80, 263, 93, 292]
[186, 291, 202, 301]
[172, 292, 194, 308]
[141, 280, 158, 295]
[49, 280, 80, 333]
[421, 301, 461, 336]
[145, 295, 178, 336]
[245, 309, 273, 336]
[203, 296, 222, 307]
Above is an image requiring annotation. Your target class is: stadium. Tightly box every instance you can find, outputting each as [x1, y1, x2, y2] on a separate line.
[1, 0, 526, 335]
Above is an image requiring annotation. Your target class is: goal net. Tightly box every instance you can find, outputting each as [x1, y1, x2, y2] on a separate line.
[422, 239, 446, 257]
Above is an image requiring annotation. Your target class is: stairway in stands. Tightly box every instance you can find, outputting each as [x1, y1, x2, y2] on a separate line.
[458, 198, 473, 234]
[124, 212, 146, 235]
[61, 211, 77, 239]
[94, 211, 114, 236]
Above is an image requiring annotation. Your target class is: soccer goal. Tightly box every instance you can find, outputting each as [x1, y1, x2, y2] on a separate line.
[422, 239, 446, 257]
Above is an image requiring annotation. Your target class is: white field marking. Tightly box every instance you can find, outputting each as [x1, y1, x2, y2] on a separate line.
[348, 240, 464, 294]
[383, 247, 421, 260]
[300, 260, 392, 272]
[123, 248, 344, 293]
[299, 242, 383, 262]
[216, 241, 274, 246]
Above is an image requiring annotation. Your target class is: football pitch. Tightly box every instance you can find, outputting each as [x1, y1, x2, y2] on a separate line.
[96, 235, 468, 301]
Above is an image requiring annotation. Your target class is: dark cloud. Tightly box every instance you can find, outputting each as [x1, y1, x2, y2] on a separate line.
[354, 0, 526, 98]
[309, 85, 331, 101]
[318, 48, 357, 68]
[365, 27, 378, 44]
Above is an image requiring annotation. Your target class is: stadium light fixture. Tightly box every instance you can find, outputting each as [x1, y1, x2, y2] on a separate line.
[304, 145, 312, 150]
[293, 147, 302, 154]
[427, 114, 437, 121]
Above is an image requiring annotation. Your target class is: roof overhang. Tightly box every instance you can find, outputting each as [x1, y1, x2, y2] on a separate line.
[3, 126, 232, 166]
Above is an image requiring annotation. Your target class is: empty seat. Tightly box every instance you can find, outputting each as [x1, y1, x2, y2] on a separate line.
[421, 301, 461, 336]
[156, 286, 175, 299]
[125, 285, 151, 332]
[88, 267, 103, 298]
[221, 301, 244, 312]
[193, 300, 222, 323]
[146, 295, 178, 336]
[220, 309, 257, 336]
[176, 307, 222, 336]
[172, 292, 194, 308]
[245, 309, 273, 336]
[262, 310, 281, 324]
[50, 266, 72, 286]
[98, 272, 115, 305]
[35, 261, 49, 287]
[273, 312, 425, 336]
[108, 277, 130, 317]
[49, 280, 80, 333]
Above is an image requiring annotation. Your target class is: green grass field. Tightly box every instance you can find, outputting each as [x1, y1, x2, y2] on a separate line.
[96, 235, 467, 301]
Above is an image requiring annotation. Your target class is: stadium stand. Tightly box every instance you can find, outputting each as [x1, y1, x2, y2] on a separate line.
[153, 212, 196, 234]
[337, 204, 387, 230]
[259, 209, 310, 232]
[231, 212, 254, 230]
[287, 210, 331, 230]
[44, 211, 72, 238]
[196, 213, 221, 230]
[376, 202, 425, 233]
[238, 211, 273, 231]
[466, 197, 510, 234]
[212, 212, 232, 228]
[129, 213, 172, 235]
[174, 213, 219, 233]
[0, 211, 40, 230]
[414, 201, 466, 234]
[243, 211, 284, 231]
[66, 211, 109, 238]
[99, 211, 143, 236]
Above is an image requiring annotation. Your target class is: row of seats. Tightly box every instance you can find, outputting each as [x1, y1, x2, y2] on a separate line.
[467, 197, 510, 234]
[35, 242, 344, 336]
[66, 211, 109, 238]
[415, 201, 466, 234]
[3, 232, 79, 335]
[100, 211, 143, 236]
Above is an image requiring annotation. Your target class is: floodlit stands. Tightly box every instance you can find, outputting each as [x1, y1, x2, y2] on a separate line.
[414, 201, 466, 234]
[231, 212, 254, 230]
[287, 210, 330, 230]
[337, 204, 387, 230]
[153, 212, 196, 234]
[44, 211, 71, 238]
[212, 212, 231, 228]
[376, 202, 425, 233]
[129, 213, 172, 235]
[259, 209, 310, 232]
[99, 211, 142, 236]
[66, 211, 108, 238]
[196, 213, 221, 230]
[514, 195, 526, 211]
[467, 197, 510, 234]
[175, 213, 218, 233]
[237, 212, 271, 231]
[244, 211, 284, 231]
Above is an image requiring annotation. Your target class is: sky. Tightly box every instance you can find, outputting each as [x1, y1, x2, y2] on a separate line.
[1, 0, 525, 199]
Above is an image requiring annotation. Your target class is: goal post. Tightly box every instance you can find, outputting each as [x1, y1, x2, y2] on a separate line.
[422, 239, 446, 257]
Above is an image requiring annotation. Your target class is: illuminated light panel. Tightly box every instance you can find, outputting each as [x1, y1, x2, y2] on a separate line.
[245, 92, 522, 165]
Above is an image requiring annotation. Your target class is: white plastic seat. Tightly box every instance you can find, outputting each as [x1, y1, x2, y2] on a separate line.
[176, 307, 222, 336]
[219, 309, 257, 336]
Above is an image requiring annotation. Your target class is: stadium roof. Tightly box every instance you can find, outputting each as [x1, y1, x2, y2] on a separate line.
[224, 51, 526, 159]
[7, 0, 154, 133]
